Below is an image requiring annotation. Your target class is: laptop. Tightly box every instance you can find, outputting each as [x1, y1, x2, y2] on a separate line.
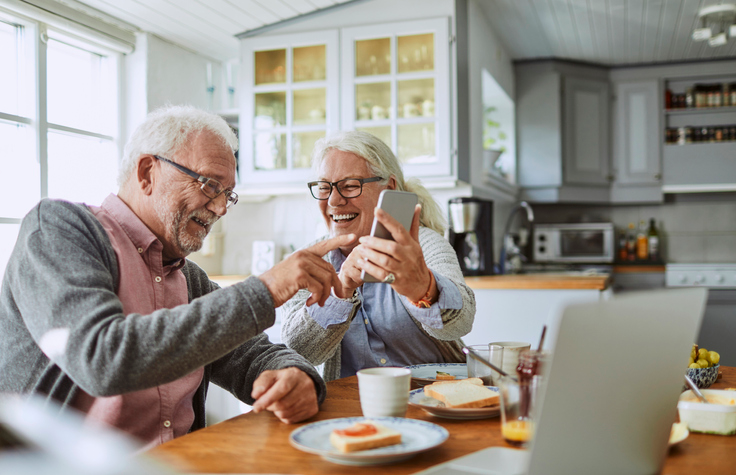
[415, 288, 708, 475]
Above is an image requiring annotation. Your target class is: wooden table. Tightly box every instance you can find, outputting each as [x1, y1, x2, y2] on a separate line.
[149, 367, 736, 474]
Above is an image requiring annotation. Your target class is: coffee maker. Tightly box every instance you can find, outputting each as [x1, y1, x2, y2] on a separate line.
[448, 197, 494, 276]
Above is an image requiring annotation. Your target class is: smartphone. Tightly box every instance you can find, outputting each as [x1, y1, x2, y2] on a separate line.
[360, 190, 418, 283]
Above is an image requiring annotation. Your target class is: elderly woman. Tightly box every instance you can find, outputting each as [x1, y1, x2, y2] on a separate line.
[281, 131, 475, 381]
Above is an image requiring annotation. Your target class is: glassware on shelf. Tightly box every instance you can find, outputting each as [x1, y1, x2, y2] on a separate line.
[355, 82, 390, 121]
[293, 88, 326, 126]
[397, 33, 434, 73]
[398, 78, 434, 118]
[254, 92, 286, 128]
[355, 38, 390, 76]
[255, 49, 286, 85]
[293, 44, 326, 82]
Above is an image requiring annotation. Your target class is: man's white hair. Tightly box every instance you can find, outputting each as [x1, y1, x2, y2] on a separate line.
[118, 104, 239, 187]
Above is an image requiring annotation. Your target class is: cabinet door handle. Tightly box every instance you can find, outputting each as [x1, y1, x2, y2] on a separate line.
[654, 173, 662, 180]
[607, 173, 615, 181]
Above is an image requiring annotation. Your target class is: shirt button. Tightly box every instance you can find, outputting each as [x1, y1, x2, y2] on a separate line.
[163, 420, 171, 428]
[137, 247, 143, 253]
[155, 276, 162, 283]
[364, 319, 369, 324]
[380, 358, 387, 364]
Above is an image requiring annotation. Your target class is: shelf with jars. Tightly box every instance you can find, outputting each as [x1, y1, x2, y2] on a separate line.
[663, 77, 736, 147]
[662, 76, 736, 191]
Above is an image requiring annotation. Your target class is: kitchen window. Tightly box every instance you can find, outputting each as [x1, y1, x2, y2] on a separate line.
[0, 8, 122, 276]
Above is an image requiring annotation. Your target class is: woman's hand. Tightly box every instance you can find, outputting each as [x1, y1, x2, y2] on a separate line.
[356, 204, 435, 302]
[335, 246, 365, 297]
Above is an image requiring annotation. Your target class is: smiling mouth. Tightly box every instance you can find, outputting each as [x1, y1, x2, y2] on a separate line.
[191, 216, 210, 231]
[331, 213, 358, 223]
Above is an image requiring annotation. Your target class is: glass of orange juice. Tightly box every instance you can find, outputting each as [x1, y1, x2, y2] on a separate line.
[497, 350, 547, 447]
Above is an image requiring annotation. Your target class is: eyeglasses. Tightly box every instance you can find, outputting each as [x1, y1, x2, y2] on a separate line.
[154, 155, 238, 208]
[307, 176, 383, 200]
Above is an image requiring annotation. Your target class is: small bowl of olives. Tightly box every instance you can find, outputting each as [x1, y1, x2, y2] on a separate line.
[686, 345, 721, 389]
[686, 364, 720, 389]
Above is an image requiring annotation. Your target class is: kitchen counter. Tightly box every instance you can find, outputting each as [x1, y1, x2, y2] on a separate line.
[465, 273, 611, 291]
[465, 273, 613, 349]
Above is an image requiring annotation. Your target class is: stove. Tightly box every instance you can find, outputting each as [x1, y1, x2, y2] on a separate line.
[666, 264, 736, 366]
[666, 264, 736, 289]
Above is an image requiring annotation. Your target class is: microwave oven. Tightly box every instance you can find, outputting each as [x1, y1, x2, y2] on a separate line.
[533, 223, 615, 263]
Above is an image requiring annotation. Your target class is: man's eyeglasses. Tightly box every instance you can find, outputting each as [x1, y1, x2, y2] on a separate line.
[307, 176, 383, 200]
[154, 155, 238, 208]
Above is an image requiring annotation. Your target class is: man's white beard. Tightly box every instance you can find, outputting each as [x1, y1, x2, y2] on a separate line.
[154, 190, 215, 256]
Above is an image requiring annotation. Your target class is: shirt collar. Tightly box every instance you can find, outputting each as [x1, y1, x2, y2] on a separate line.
[101, 194, 186, 270]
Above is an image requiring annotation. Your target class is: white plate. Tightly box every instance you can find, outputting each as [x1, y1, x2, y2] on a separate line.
[669, 422, 689, 447]
[406, 363, 468, 386]
[409, 386, 501, 420]
[289, 416, 448, 466]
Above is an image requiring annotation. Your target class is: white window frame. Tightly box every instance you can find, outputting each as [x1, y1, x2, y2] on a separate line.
[0, 2, 130, 274]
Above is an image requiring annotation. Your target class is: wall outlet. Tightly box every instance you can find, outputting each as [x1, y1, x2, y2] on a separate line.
[251, 241, 276, 275]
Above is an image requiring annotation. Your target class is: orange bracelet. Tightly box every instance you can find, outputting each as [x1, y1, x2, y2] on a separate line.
[410, 271, 435, 308]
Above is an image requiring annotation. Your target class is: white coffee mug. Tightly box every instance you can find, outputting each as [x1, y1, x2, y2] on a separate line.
[488, 341, 531, 376]
[357, 367, 411, 417]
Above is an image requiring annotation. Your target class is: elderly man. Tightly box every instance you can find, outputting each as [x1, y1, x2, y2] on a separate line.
[0, 105, 353, 449]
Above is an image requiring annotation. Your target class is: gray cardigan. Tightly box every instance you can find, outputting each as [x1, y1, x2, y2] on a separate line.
[0, 199, 326, 432]
[281, 227, 475, 381]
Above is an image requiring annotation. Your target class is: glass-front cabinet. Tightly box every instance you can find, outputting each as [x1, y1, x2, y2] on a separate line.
[341, 18, 451, 178]
[239, 18, 451, 190]
[240, 30, 339, 185]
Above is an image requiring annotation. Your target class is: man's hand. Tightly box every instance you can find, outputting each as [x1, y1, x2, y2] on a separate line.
[250, 367, 319, 424]
[259, 234, 356, 307]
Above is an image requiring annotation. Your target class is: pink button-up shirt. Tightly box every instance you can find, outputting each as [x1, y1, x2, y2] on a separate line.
[74, 194, 204, 449]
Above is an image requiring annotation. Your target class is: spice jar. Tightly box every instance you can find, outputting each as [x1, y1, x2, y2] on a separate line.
[724, 84, 731, 107]
[685, 87, 694, 108]
[695, 84, 707, 108]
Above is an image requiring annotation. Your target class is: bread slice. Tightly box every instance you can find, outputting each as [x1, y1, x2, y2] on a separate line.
[435, 371, 456, 380]
[329, 420, 402, 453]
[424, 380, 500, 408]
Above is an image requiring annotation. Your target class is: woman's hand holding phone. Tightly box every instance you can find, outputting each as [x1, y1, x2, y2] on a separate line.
[356, 205, 433, 302]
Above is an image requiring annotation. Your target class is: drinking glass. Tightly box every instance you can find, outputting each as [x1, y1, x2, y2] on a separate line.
[497, 350, 547, 447]
[466, 344, 504, 386]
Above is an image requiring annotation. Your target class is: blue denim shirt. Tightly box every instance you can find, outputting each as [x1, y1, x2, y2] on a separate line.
[306, 249, 464, 378]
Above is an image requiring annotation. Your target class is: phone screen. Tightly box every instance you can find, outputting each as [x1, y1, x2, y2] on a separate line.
[361, 190, 418, 283]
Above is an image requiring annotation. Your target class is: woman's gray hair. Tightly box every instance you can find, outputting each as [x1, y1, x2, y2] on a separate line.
[311, 130, 446, 235]
[118, 104, 239, 188]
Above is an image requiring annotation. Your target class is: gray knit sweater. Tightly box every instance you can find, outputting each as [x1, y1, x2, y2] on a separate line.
[0, 199, 326, 432]
[281, 227, 475, 382]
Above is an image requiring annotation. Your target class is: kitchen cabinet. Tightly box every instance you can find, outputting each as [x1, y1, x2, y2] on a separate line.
[516, 61, 610, 203]
[238, 17, 452, 190]
[661, 75, 736, 192]
[239, 30, 339, 186]
[340, 18, 451, 178]
[609, 79, 663, 203]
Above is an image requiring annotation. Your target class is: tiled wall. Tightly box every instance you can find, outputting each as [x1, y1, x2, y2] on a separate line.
[531, 192, 736, 264]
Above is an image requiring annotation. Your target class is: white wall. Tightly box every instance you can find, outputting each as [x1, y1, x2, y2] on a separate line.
[466, 0, 515, 192]
[124, 32, 225, 142]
